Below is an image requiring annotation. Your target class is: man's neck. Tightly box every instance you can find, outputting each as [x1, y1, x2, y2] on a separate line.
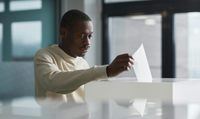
[58, 43, 76, 58]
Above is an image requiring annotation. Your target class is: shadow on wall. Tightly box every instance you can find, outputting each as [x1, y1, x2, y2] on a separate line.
[0, 62, 35, 100]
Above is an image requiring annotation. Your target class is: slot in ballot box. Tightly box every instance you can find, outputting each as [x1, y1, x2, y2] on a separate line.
[85, 78, 200, 104]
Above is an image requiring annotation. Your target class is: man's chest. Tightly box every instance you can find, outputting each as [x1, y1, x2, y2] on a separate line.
[53, 59, 86, 71]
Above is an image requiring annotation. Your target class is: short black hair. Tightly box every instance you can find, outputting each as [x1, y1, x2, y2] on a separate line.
[60, 9, 91, 29]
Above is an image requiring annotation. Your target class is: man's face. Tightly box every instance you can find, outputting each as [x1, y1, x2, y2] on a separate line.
[61, 21, 93, 58]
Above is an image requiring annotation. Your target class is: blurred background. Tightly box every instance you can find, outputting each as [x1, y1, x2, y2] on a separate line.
[0, 0, 200, 118]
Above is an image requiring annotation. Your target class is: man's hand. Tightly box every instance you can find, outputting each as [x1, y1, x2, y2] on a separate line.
[106, 54, 134, 77]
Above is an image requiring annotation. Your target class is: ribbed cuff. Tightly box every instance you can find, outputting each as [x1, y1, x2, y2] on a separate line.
[93, 65, 109, 80]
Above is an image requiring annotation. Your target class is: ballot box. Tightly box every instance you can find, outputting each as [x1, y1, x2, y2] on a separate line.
[85, 78, 200, 104]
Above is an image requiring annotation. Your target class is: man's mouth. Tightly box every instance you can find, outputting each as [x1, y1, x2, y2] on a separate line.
[80, 46, 90, 53]
[80, 48, 89, 53]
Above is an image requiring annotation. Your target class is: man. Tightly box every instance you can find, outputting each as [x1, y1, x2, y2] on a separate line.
[34, 9, 134, 105]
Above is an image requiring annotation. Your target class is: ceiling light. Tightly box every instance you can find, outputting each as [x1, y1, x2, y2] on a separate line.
[131, 16, 147, 20]
[145, 19, 156, 25]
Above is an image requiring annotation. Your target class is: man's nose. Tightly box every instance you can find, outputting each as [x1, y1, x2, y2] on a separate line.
[83, 37, 90, 45]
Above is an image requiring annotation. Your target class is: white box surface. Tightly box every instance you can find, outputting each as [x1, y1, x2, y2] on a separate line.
[85, 78, 200, 104]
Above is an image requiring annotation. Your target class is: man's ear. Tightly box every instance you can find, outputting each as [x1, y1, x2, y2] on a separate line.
[60, 27, 68, 38]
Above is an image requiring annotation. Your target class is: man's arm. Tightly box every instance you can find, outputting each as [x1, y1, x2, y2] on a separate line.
[34, 51, 108, 94]
[35, 50, 133, 94]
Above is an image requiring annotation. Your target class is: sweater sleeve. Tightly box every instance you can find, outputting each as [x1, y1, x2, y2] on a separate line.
[34, 50, 108, 94]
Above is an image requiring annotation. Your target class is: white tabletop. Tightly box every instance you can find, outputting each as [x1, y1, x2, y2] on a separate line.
[0, 96, 200, 119]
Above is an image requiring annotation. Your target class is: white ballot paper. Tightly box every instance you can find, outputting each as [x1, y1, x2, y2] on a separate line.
[132, 44, 152, 82]
[131, 98, 147, 116]
[131, 44, 153, 116]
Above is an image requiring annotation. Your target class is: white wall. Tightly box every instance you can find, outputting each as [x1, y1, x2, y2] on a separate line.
[60, 0, 102, 67]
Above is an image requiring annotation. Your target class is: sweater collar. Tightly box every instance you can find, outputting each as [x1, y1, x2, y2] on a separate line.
[51, 44, 78, 64]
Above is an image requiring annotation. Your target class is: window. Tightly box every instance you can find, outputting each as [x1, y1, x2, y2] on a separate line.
[0, 0, 56, 61]
[11, 21, 42, 58]
[0, 2, 5, 12]
[9, 0, 42, 12]
[102, 0, 200, 78]
[109, 15, 161, 77]
[175, 12, 200, 78]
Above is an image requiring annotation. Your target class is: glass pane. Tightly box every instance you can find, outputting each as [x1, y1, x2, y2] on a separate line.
[109, 14, 161, 78]
[10, 0, 42, 11]
[0, 2, 5, 12]
[105, 0, 153, 3]
[0, 23, 2, 62]
[175, 12, 200, 78]
[11, 21, 41, 58]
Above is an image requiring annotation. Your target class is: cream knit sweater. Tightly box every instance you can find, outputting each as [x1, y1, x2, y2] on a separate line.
[34, 44, 108, 105]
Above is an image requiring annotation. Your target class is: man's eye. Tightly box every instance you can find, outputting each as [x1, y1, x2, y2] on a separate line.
[89, 35, 92, 39]
[81, 34, 84, 38]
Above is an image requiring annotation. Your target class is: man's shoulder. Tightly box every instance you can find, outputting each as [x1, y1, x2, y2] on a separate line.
[35, 44, 60, 55]
[34, 45, 60, 61]
[34, 46, 58, 64]
[35, 46, 52, 56]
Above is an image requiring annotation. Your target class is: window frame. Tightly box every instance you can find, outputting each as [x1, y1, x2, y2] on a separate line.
[102, 0, 200, 78]
[0, 0, 57, 61]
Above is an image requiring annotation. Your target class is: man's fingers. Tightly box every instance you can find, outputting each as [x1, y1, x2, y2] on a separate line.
[118, 66, 131, 72]
[116, 62, 133, 67]
[117, 54, 133, 59]
[115, 57, 134, 65]
[125, 62, 133, 71]
[128, 62, 133, 70]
